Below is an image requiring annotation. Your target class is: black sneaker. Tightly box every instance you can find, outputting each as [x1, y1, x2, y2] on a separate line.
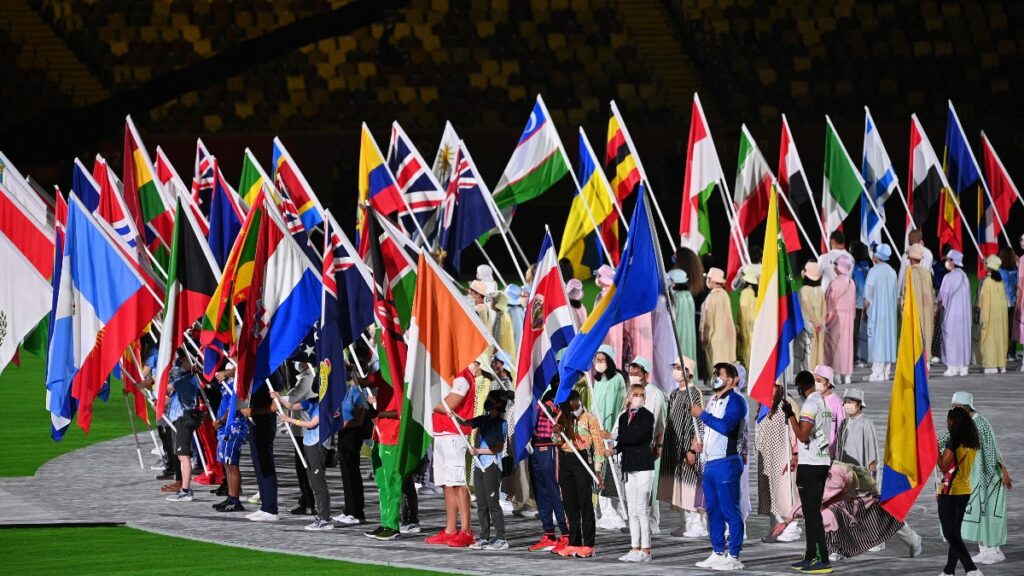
[212, 499, 232, 511]
[211, 484, 228, 496]
[801, 561, 833, 574]
[790, 559, 810, 571]
[290, 504, 313, 515]
[155, 470, 174, 480]
[218, 502, 245, 513]
[369, 527, 400, 541]
[363, 526, 385, 538]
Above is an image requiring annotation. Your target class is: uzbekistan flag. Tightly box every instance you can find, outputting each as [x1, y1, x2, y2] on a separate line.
[492, 95, 570, 212]
[512, 232, 576, 462]
[880, 267, 937, 522]
[746, 185, 804, 407]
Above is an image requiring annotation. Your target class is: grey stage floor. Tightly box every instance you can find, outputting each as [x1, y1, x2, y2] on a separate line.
[2, 363, 1022, 575]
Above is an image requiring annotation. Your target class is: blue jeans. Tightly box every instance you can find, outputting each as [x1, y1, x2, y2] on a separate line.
[529, 446, 568, 535]
[703, 456, 744, 557]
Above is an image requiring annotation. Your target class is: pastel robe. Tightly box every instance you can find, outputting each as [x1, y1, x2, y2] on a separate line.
[903, 265, 935, 358]
[596, 288, 624, 366]
[938, 413, 1008, 547]
[492, 308, 516, 363]
[824, 275, 856, 375]
[669, 287, 697, 362]
[797, 285, 826, 371]
[977, 278, 1008, 369]
[864, 262, 897, 363]
[736, 286, 756, 369]
[623, 312, 654, 368]
[699, 288, 735, 375]
[570, 302, 588, 328]
[508, 302, 525, 353]
[937, 267, 972, 367]
[1016, 256, 1024, 343]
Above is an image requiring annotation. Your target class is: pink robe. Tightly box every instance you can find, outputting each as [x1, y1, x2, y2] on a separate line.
[596, 288, 624, 366]
[824, 275, 856, 375]
[623, 312, 654, 367]
[1015, 256, 1024, 344]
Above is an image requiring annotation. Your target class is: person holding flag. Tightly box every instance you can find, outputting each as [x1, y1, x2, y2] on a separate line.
[272, 389, 335, 531]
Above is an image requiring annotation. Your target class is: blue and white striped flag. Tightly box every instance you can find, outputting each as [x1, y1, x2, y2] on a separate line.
[861, 107, 897, 248]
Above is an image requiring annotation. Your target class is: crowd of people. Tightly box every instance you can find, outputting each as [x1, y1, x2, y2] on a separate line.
[135, 234, 1022, 575]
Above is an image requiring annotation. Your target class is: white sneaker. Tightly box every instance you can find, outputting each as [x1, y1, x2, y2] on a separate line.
[166, 489, 194, 502]
[304, 518, 334, 531]
[943, 368, 957, 377]
[974, 546, 1004, 564]
[777, 522, 801, 542]
[712, 554, 744, 571]
[958, 366, 969, 376]
[964, 571, 985, 576]
[597, 517, 627, 531]
[984, 368, 998, 374]
[400, 523, 421, 534]
[331, 513, 361, 525]
[618, 550, 639, 562]
[868, 542, 885, 552]
[909, 533, 923, 557]
[683, 524, 709, 538]
[247, 510, 279, 522]
[696, 552, 727, 568]
[635, 550, 651, 562]
[499, 499, 514, 514]
[246, 493, 261, 504]
[829, 552, 844, 561]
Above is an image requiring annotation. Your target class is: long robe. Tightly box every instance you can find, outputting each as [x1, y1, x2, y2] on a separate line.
[623, 312, 654, 368]
[508, 302, 525, 354]
[755, 399, 799, 517]
[658, 385, 705, 511]
[903, 265, 935, 358]
[797, 284, 826, 371]
[736, 286, 756, 369]
[570, 302, 588, 328]
[492, 309, 516, 362]
[964, 413, 1008, 547]
[977, 278, 1008, 369]
[593, 372, 626, 432]
[864, 262, 897, 363]
[824, 275, 856, 375]
[1016, 257, 1024, 344]
[937, 267, 972, 367]
[669, 288, 697, 362]
[700, 288, 736, 375]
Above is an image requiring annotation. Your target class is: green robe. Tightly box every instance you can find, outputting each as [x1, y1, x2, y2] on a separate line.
[670, 288, 697, 362]
[938, 413, 1007, 547]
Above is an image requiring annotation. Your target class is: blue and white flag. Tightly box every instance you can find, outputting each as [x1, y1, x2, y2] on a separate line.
[861, 107, 897, 248]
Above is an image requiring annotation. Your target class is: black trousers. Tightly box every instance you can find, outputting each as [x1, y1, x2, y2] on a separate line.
[797, 464, 830, 563]
[558, 451, 595, 547]
[158, 425, 181, 479]
[338, 429, 365, 519]
[401, 474, 419, 525]
[249, 413, 278, 514]
[295, 450, 314, 508]
[938, 494, 977, 574]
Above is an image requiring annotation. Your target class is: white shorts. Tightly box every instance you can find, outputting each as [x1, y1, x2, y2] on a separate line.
[432, 434, 468, 487]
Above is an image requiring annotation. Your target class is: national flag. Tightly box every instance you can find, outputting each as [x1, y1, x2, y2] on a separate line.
[559, 129, 614, 278]
[206, 157, 245, 269]
[387, 121, 445, 235]
[154, 197, 221, 418]
[156, 146, 209, 237]
[357, 124, 406, 250]
[880, 265, 937, 521]
[45, 191, 71, 438]
[512, 232, 576, 462]
[46, 194, 163, 434]
[234, 200, 321, 400]
[558, 186, 659, 402]
[123, 116, 174, 251]
[727, 125, 774, 285]
[822, 117, 865, 241]
[273, 137, 325, 231]
[778, 114, 811, 251]
[192, 139, 216, 216]
[238, 148, 277, 209]
[604, 102, 642, 264]
[981, 132, 1020, 260]
[942, 102, 981, 254]
[908, 115, 950, 235]
[492, 95, 570, 211]
[861, 108, 898, 248]
[92, 155, 143, 254]
[746, 185, 805, 406]
[120, 340, 149, 424]
[432, 121, 461, 190]
[679, 93, 723, 255]
[323, 213, 375, 347]
[73, 157, 101, 212]
[200, 188, 267, 349]
[400, 252, 491, 475]
[0, 183, 54, 375]
[436, 140, 498, 275]
[0, 152, 50, 227]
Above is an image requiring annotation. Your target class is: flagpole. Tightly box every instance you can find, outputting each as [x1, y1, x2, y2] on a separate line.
[776, 185, 820, 258]
[717, 178, 752, 265]
[891, 180, 915, 250]
[610, 100, 677, 252]
[123, 392, 146, 470]
[123, 351, 179, 432]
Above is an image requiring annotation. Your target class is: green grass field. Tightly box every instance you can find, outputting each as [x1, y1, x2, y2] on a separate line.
[0, 526, 453, 575]
[0, 352, 136, 477]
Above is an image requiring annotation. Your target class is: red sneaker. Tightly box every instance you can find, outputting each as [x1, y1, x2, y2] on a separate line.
[424, 530, 455, 545]
[446, 530, 475, 548]
[528, 534, 558, 552]
[556, 545, 578, 557]
[551, 535, 570, 554]
[573, 546, 595, 558]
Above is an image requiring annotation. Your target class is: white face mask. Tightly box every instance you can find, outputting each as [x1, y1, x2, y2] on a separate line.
[630, 396, 644, 410]
[672, 368, 684, 383]
[814, 380, 828, 393]
[628, 375, 643, 386]
[843, 403, 859, 416]
[711, 377, 726, 391]
[594, 360, 607, 373]
[572, 406, 583, 417]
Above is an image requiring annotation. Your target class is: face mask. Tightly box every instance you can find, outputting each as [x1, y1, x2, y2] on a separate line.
[629, 375, 643, 386]
[594, 360, 607, 373]
[572, 406, 583, 417]
[672, 368, 684, 383]
[814, 380, 828, 393]
[630, 396, 644, 409]
[843, 403, 859, 416]
[711, 377, 726, 390]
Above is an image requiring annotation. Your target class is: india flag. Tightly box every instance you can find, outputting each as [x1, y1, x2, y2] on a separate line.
[492, 95, 569, 212]
[747, 184, 804, 407]
[679, 93, 723, 255]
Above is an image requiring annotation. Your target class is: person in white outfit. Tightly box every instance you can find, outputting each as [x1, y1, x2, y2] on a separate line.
[615, 383, 657, 563]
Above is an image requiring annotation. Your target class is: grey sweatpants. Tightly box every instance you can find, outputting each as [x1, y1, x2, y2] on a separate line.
[473, 464, 505, 539]
[303, 443, 331, 521]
